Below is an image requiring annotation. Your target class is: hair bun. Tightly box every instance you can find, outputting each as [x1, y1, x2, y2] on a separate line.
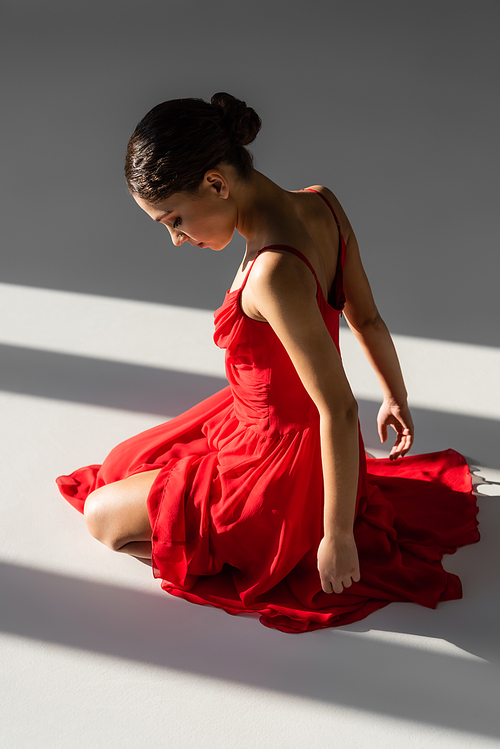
[211, 92, 261, 147]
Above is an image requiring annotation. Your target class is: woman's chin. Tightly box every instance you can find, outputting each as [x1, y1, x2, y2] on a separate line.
[202, 241, 225, 252]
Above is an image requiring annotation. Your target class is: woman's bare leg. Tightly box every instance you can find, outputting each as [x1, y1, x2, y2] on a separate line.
[115, 541, 153, 559]
[83, 469, 162, 560]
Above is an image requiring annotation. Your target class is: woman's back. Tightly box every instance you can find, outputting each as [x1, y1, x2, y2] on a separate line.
[234, 180, 377, 333]
[288, 186, 344, 299]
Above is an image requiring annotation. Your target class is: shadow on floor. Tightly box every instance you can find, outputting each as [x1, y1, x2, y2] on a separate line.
[1, 342, 499, 469]
[2, 340, 500, 736]
[0, 343, 227, 416]
[1, 514, 500, 740]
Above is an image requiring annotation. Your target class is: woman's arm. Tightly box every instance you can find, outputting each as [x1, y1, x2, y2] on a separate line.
[341, 228, 414, 459]
[346, 313, 414, 459]
[246, 251, 361, 594]
[317, 186, 414, 458]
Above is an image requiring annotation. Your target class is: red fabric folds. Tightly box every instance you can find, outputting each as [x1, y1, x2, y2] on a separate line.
[56, 211, 479, 632]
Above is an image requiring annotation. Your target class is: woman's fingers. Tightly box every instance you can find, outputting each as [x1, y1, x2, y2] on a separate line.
[321, 579, 333, 594]
[324, 577, 347, 595]
[321, 568, 361, 595]
[387, 417, 414, 459]
[378, 401, 415, 459]
[324, 573, 360, 595]
[317, 536, 360, 594]
[390, 432, 409, 458]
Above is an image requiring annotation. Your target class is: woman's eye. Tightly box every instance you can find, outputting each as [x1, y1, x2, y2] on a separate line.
[172, 218, 181, 229]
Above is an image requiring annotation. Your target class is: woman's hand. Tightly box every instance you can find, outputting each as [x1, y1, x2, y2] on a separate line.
[317, 533, 360, 594]
[377, 397, 414, 460]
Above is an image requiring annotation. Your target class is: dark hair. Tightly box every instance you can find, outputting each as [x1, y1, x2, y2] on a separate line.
[125, 92, 261, 203]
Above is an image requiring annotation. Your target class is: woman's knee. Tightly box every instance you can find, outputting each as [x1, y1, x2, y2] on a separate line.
[84, 484, 121, 549]
[83, 471, 158, 551]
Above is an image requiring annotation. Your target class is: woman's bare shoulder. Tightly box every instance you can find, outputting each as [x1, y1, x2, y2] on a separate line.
[250, 245, 315, 291]
[241, 245, 318, 322]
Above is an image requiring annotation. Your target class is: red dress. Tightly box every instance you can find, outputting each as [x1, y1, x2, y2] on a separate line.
[56, 190, 479, 633]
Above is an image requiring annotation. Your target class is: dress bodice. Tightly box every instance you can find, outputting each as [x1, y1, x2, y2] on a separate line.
[213, 251, 344, 433]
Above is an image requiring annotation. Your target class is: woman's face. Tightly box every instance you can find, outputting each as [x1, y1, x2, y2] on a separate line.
[133, 173, 236, 251]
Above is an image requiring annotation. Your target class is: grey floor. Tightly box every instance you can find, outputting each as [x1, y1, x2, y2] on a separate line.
[1, 284, 499, 749]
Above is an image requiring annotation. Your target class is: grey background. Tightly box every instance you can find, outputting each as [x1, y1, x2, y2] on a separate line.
[2, 5, 500, 745]
[2, 0, 499, 347]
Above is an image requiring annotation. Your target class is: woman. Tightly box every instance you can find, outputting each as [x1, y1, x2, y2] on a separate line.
[57, 93, 479, 632]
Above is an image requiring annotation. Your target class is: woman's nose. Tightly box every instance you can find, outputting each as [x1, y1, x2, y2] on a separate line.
[175, 232, 188, 246]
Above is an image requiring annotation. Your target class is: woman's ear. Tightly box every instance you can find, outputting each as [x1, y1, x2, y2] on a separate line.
[203, 170, 230, 199]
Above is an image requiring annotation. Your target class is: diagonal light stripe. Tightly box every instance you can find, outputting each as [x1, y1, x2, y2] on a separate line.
[1, 283, 499, 420]
[340, 326, 500, 421]
[0, 282, 225, 377]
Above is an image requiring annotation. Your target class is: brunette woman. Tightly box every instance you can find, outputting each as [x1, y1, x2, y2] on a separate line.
[57, 93, 479, 632]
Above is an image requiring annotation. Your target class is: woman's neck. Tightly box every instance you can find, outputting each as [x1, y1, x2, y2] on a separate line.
[233, 170, 290, 247]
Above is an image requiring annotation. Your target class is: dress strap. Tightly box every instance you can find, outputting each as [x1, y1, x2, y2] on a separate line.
[236, 244, 321, 299]
[238, 189, 347, 311]
[303, 188, 342, 230]
[258, 244, 320, 284]
[302, 188, 346, 310]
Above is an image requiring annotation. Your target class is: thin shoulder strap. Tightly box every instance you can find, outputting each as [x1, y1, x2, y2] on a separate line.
[304, 188, 342, 229]
[302, 188, 346, 310]
[238, 244, 321, 294]
[259, 245, 320, 283]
